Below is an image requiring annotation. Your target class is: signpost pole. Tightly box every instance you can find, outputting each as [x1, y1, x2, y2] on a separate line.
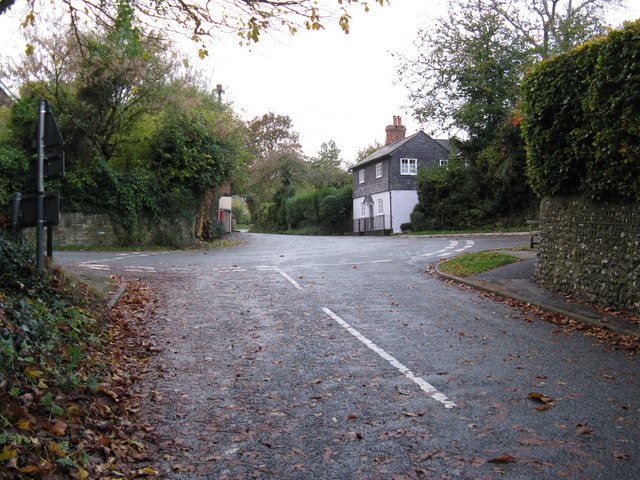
[35, 100, 46, 270]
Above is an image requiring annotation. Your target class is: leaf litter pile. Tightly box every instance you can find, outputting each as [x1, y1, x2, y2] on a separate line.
[1, 272, 158, 479]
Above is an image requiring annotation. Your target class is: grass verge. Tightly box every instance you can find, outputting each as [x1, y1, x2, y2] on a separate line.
[439, 251, 519, 277]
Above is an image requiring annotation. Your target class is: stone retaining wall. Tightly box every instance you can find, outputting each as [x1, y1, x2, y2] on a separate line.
[535, 196, 640, 315]
[24, 212, 196, 248]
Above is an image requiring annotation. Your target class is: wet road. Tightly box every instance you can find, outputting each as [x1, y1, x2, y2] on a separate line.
[57, 234, 640, 479]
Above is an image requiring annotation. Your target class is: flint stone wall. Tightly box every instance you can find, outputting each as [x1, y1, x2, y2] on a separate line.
[535, 196, 640, 315]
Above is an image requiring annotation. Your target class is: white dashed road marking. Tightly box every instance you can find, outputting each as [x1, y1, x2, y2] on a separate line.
[322, 307, 456, 409]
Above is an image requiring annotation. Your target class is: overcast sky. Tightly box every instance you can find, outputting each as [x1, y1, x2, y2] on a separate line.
[2, 0, 640, 162]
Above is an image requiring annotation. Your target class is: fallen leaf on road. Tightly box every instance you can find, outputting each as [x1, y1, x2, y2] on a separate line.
[613, 452, 630, 460]
[488, 454, 516, 463]
[575, 423, 594, 435]
[402, 411, 424, 417]
[323, 447, 336, 462]
[528, 392, 554, 405]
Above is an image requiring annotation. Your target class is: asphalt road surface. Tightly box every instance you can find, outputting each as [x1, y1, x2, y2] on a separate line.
[56, 234, 640, 479]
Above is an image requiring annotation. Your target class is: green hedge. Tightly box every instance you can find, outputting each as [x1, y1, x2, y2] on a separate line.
[521, 20, 640, 201]
[281, 185, 352, 234]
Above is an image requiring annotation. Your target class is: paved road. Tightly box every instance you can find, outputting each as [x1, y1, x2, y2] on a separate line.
[57, 234, 640, 479]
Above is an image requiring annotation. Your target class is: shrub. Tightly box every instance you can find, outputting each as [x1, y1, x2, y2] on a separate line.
[400, 222, 412, 232]
[318, 185, 352, 234]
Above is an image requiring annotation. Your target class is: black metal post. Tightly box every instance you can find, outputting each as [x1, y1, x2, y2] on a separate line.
[47, 224, 53, 258]
[36, 100, 46, 270]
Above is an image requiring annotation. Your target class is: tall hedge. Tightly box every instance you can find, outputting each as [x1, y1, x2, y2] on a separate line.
[521, 20, 640, 201]
[283, 185, 352, 234]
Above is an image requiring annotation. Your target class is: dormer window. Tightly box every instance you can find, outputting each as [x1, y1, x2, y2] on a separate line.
[400, 158, 417, 175]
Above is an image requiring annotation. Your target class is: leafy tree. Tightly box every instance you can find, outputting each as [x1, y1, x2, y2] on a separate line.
[150, 102, 249, 197]
[308, 140, 349, 189]
[491, 0, 620, 60]
[345, 141, 382, 170]
[1, 0, 385, 49]
[399, 0, 620, 230]
[2, 4, 179, 170]
[243, 112, 308, 229]
[399, 0, 532, 139]
[246, 112, 303, 160]
[0, 10, 251, 245]
[312, 139, 342, 169]
[400, 0, 621, 139]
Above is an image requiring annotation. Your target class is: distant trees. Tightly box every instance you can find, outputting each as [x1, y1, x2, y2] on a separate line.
[400, 0, 621, 230]
[242, 112, 350, 232]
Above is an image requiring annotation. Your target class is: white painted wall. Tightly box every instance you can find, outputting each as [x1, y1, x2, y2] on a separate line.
[390, 190, 419, 233]
[352, 196, 366, 219]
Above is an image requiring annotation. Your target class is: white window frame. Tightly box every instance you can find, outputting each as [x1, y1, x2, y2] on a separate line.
[400, 158, 418, 175]
[377, 198, 384, 215]
[360, 202, 367, 217]
[359, 169, 365, 184]
[439, 159, 448, 167]
[375, 163, 382, 178]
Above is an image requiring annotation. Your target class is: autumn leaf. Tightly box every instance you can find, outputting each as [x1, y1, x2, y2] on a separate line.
[0, 445, 18, 461]
[18, 466, 39, 473]
[16, 419, 31, 431]
[323, 447, 336, 462]
[49, 420, 68, 436]
[528, 392, 554, 405]
[613, 451, 630, 461]
[24, 365, 41, 377]
[47, 441, 67, 458]
[488, 454, 516, 463]
[575, 423, 594, 435]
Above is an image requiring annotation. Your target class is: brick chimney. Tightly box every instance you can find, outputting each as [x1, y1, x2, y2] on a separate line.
[385, 115, 406, 145]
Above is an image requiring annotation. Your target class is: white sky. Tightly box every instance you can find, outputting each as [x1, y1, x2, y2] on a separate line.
[2, 0, 640, 162]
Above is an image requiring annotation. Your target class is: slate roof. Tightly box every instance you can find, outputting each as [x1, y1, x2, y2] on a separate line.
[350, 131, 450, 170]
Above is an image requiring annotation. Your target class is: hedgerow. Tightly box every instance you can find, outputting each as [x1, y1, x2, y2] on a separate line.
[521, 20, 640, 201]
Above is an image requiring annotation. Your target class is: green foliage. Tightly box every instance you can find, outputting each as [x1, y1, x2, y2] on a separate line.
[412, 160, 481, 230]
[412, 140, 536, 231]
[231, 198, 251, 225]
[318, 185, 353, 234]
[1, 19, 251, 247]
[0, 145, 29, 218]
[522, 20, 640, 201]
[283, 185, 352, 234]
[0, 228, 100, 376]
[285, 188, 333, 229]
[150, 111, 239, 196]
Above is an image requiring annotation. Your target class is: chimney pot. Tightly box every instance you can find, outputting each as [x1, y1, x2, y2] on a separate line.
[385, 115, 406, 145]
